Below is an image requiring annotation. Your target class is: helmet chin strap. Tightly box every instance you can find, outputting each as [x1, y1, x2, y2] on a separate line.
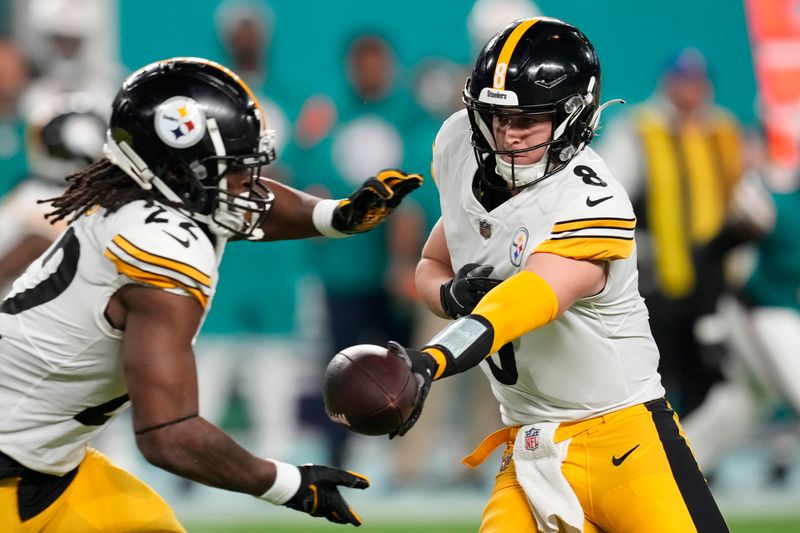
[495, 153, 549, 188]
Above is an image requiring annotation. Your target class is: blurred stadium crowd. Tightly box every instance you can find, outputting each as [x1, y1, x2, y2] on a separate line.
[0, 0, 798, 523]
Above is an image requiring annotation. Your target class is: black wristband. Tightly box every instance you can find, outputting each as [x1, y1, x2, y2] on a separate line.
[424, 315, 494, 378]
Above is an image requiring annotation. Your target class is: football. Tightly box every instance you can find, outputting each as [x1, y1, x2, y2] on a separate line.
[322, 344, 417, 436]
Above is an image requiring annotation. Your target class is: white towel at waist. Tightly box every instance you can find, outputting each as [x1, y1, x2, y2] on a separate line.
[513, 421, 583, 533]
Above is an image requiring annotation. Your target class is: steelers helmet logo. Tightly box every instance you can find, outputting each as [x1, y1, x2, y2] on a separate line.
[154, 96, 207, 148]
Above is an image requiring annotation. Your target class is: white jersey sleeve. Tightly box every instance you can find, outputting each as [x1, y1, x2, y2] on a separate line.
[533, 170, 637, 262]
[103, 205, 215, 308]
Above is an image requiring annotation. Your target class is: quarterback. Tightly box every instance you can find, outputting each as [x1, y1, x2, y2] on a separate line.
[389, 18, 729, 533]
[0, 58, 420, 531]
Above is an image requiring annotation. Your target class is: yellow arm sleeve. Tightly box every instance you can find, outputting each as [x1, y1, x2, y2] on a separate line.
[421, 271, 559, 380]
[472, 270, 559, 354]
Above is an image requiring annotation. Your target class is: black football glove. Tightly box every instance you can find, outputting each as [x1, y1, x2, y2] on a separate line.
[387, 341, 438, 439]
[331, 169, 423, 234]
[284, 465, 370, 526]
[440, 263, 501, 319]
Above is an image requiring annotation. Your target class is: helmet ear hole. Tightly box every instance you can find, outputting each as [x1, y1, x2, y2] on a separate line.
[563, 95, 584, 115]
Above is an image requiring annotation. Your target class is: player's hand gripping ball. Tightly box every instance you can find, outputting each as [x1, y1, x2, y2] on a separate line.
[323, 344, 417, 436]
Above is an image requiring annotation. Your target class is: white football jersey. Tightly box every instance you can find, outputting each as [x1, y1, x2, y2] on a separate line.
[0, 200, 219, 475]
[432, 110, 664, 425]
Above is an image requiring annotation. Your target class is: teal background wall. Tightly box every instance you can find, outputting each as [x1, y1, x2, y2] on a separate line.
[0, 0, 10, 35]
[119, 0, 757, 125]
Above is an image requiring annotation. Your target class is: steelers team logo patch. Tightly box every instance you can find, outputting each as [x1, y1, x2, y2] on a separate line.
[510, 227, 529, 267]
[154, 96, 207, 148]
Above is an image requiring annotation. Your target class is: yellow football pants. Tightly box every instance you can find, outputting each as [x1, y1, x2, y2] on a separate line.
[470, 399, 729, 533]
[0, 448, 185, 533]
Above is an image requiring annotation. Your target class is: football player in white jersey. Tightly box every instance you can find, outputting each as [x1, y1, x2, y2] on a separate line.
[385, 19, 729, 533]
[0, 57, 421, 531]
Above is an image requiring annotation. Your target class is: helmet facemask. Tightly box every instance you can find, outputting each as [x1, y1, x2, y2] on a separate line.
[183, 124, 276, 240]
[464, 75, 599, 192]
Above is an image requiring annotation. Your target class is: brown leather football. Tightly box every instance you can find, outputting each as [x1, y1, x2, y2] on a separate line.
[322, 344, 417, 436]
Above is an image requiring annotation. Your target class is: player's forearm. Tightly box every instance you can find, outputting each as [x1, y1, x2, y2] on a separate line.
[257, 179, 321, 241]
[135, 416, 276, 496]
[423, 271, 558, 380]
[415, 256, 453, 318]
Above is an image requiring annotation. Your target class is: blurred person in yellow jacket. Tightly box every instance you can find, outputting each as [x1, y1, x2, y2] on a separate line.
[596, 48, 752, 415]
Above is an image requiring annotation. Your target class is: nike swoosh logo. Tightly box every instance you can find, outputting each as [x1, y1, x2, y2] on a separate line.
[586, 195, 613, 207]
[162, 230, 190, 248]
[612, 444, 640, 466]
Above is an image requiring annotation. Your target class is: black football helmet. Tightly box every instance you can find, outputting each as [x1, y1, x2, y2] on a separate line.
[26, 92, 106, 183]
[104, 57, 275, 239]
[463, 17, 619, 190]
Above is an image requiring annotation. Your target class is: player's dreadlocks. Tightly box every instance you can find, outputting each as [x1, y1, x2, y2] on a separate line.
[44, 158, 180, 224]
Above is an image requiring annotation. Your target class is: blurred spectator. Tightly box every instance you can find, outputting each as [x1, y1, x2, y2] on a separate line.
[683, 156, 800, 487]
[467, 0, 541, 56]
[596, 47, 752, 415]
[0, 92, 105, 292]
[293, 32, 425, 468]
[192, 0, 313, 469]
[214, 0, 292, 174]
[0, 38, 30, 198]
[17, 0, 121, 118]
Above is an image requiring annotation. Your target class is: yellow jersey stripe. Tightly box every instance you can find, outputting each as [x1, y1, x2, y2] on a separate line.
[112, 235, 211, 288]
[535, 236, 634, 260]
[551, 217, 636, 233]
[104, 249, 208, 308]
[493, 19, 539, 90]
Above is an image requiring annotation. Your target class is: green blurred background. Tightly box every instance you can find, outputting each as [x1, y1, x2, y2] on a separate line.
[118, 0, 757, 126]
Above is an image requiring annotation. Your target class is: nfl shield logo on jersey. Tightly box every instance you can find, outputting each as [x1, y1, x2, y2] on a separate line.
[524, 426, 540, 451]
[478, 218, 492, 239]
[510, 227, 529, 267]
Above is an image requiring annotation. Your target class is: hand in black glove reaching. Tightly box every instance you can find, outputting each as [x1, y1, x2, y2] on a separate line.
[440, 263, 501, 318]
[332, 169, 423, 234]
[386, 341, 438, 439]
[284, 465, 370, 526]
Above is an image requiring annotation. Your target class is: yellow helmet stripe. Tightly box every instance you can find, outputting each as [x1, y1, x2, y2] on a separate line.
[493, 18, 539, 90]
